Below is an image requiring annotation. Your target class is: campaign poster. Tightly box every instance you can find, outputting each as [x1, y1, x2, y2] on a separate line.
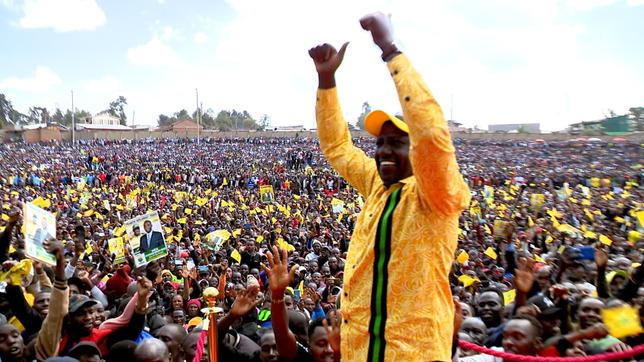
[124, 211, 168, 268]
[260, 185, 274, 204]
[24, 202, 56, 266]
[107, 237, 126, 265]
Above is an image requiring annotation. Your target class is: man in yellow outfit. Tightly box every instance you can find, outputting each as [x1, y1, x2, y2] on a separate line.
[309, 12, 471, 361]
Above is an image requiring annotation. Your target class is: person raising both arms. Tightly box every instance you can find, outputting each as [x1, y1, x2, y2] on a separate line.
[309, 11, 470, 362]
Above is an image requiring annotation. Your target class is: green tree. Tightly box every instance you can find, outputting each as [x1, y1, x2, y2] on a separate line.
[629, 107, 644, 132]
[258, 114, 271, 131]
[174, 109, 191, 121]
[517, 125, 527, 134]
[28, 107, 50, 124]
[356, 101, 371, 130]
[201, 109, 216, 129]
[213, 109, 258, 131]
[0, 94, 27, 127]
[192, 108, 218, 128]
[214, 110, 234, 131]
[62, 109, 92, 127]
[63, 110, 73, 126]
[109, 96, 128, 125]
[157, 114, 175, 127]
[52, 108, 64, 124]
[604, 109, 617, 118]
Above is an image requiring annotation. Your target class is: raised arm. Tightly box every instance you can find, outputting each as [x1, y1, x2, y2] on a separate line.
[261, 246, 299, 362]
[35, 239, 70, 361]
[310, 43, 378, 197]
[361, 13, 470, 215]
[0, 210, 20, 263]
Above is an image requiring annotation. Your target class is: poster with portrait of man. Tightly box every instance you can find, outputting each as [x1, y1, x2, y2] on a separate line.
[260, 185, 274, 204]
[124, 211, 167, 268]
[24, 202, 57, 265]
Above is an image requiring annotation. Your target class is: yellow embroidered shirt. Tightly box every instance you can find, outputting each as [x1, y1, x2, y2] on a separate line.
[315, 54, 471, 362]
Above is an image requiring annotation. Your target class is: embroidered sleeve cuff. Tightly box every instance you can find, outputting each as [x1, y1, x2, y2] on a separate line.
[54, 279, 68, 290]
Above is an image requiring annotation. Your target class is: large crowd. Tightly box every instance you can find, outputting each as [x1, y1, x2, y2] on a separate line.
[0, 135, 642, 362]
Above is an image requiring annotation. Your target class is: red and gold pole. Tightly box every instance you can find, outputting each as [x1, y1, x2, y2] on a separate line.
[202, 287, 219, 362]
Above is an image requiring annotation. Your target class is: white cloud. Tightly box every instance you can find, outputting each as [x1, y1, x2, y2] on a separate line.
[567, 0, 618, 10]
[127, 37, 182, 67]
[0, 66, 61, 92]
[182, 0, 640, 131]
[18, 0, 106, 32]
[9, 0, 638, 130]
[627, 0, 644, 5]
[161, 26, 182, 41]
[193, 32, 208, 44]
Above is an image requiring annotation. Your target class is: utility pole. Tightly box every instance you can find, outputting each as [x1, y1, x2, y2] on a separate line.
[71, 90, 75, 145]
[196, 88, 200, 144]
[200, 102, 203, 144]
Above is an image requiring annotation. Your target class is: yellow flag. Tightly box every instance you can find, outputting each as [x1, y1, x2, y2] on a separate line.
[484, 247, 498, 260]
[32, 197, 51, 209]
[584, 230, 597, 239]
[83, 210, 94, 217]
[558, 224, 581, 234]
[256, 235, 264, 243]
[185, 208, 193, 215]
[277, 238, 295, 252]
[458, 274, 480, 287]
[178, 218, 187, 224]
[0, 259, 32, 286]
[599, 234, 613, 246]
[114, 225, 126, 237]
[196, 198, 208, 207]
[1, 214, 9, 222]
[233, 229, 242, 237]
[628, 230, 641, 244]
[484, 224, 492, 234]
[528, 216, 534, 227]
[636, 211, 644, 227]
[602, 305, 644, 339]
[503, 289, 516, 305]
[534, 254, 544, 263]
[456, 250, 469, 264]
[231, 249, 241, 263]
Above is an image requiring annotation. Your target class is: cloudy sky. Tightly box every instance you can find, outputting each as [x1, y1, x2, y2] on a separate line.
[1, 0, 643, 131]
